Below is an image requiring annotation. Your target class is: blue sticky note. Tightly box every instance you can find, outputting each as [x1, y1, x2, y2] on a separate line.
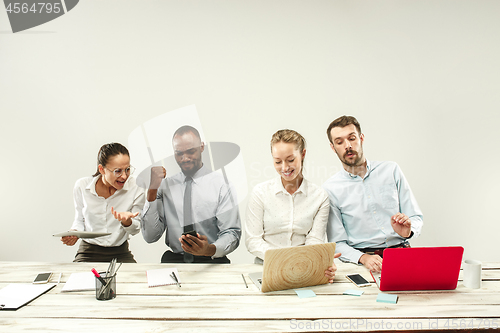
[343, 289, 364, 296]
[294, 289, 316, 299]
[376, 293, 398, 304]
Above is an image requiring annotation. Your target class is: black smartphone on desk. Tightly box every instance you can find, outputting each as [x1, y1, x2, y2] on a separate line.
[33, 272, 52, 284]
[182, 230, 198, 246]
[346, 274, 371, 287]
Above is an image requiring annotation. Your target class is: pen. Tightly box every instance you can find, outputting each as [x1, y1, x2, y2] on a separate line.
[170, 272, 181, 288]
[106, 258, 117, 278]
[92, 268, 115, 298]
[241, 274, 248, 288]
[114, 262, 122, 275]
[91, 268, 107, 285]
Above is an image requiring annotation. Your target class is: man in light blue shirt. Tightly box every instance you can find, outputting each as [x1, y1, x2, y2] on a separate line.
[141, 125, 241, 263]
[323, 116, 423, 272]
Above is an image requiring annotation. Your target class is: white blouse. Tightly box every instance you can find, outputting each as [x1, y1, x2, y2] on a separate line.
[245, 177, 329, 260]
[71, 175, 145, 247]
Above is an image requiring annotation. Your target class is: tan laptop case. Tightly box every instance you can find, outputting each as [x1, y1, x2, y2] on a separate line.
[261, 243, 336, 292]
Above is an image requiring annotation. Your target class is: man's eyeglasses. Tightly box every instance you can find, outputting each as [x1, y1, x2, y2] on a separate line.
[105, 166, 135, 177]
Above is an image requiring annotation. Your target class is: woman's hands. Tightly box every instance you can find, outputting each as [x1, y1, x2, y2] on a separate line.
[61, 229, 79, 246]
[111, 207, 139, 227]
[324, 252, 342, 283]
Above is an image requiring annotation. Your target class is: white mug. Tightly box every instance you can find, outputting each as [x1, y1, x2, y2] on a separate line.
[463, 259, 482, 289]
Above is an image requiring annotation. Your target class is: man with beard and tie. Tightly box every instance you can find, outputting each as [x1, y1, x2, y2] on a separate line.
[323, 116, 423, 272]
[141, 125, 241, 263]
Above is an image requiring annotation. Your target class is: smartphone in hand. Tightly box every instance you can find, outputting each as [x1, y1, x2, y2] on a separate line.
[181, 230, 198, 247]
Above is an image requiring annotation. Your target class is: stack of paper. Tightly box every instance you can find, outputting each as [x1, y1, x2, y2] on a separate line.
[61, 272, 95, 292]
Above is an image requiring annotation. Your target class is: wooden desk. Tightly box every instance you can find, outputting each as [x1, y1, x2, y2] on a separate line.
[0, 261, 499, 332]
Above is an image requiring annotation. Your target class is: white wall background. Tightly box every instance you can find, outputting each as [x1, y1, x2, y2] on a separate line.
[1, 0, 499, 264]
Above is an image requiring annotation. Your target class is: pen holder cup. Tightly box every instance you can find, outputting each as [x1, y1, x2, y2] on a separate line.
[95, 272, 116, 301]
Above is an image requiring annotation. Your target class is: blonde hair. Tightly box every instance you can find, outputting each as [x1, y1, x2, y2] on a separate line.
[270, 129, 306, 161]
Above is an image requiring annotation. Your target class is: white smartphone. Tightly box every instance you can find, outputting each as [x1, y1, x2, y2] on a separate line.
[346, 274, 371, 287]
[33, 272, 52, 284]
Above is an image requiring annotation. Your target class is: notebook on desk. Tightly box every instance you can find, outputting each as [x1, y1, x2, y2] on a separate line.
[249, 243, 337, 293]
[0, 284, 55, 310]
[146, 268, 180, 287]
[370, 246, 464, 291]
[61, 272, 95, 292]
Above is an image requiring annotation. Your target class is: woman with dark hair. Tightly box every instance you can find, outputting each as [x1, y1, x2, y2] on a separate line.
[61, 143, 145, 263]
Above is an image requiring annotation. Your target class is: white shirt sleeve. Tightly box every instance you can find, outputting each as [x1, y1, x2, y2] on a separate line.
[121, 186, 144, 236]
[70, 180, 85, 231]
[304, 191, 329, 245]
[245, 187, 273, 260]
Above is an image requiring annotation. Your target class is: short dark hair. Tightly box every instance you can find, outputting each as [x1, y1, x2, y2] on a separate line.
[172, 125, 201, 141]
[93, 143, 129, 177]
[326, 115, 362, 143]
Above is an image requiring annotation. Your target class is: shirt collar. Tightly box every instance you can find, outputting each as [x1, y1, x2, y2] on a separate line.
[342, 159, 372, 179]
[273, 176, 308, 195]
[366, 159, 372, 177]
[182, 164, 210, 183]
[86, 174, 131, 195]
[87, 175, 100, 195]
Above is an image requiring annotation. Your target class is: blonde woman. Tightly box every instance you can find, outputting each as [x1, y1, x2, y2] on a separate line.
[245, 129, 340, 282]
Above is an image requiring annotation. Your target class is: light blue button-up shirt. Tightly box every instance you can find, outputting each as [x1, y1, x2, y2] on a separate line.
[323, 160, 423, 264]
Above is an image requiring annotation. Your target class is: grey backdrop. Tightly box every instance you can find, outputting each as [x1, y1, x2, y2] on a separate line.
[1, 0, 498, 264]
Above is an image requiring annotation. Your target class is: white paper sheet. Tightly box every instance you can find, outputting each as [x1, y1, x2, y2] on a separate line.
[0, 284, 55, 310]
[61, 272, 95, 292]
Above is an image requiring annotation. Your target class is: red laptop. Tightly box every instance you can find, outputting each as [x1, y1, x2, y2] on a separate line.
[370, 246, 464, 291]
